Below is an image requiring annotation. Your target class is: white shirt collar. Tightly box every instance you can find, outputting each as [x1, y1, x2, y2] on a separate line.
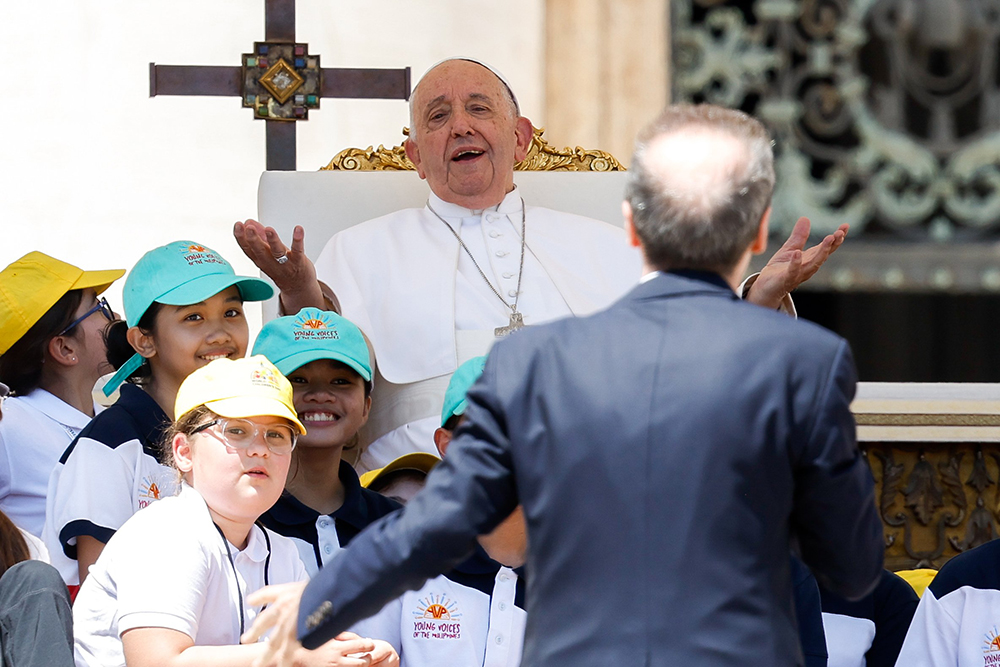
[16, 388, 92, 430]
[427, 187, 524, 221]
[640, 270, 662, 284]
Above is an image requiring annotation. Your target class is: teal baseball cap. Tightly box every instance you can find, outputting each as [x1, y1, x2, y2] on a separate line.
[252, 308, 372, 381]
[122, 240, 273, 327]
[441, 356, 486, 427]
[102, 240, 273, 398]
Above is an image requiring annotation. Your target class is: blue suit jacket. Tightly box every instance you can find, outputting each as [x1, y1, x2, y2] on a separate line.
[299, 271, 884, 666]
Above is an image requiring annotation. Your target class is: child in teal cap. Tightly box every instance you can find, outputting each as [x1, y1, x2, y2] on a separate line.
[251, 308, 402, 577]
[43, 240, 273, 589]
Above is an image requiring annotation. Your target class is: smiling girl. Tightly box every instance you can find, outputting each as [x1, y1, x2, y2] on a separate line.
[250, 308, 400, 575]
[43, 241, 272, 589]
[72, 355, 397, 667]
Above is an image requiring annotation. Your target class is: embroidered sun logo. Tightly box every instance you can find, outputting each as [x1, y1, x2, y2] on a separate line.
[186, 244, 206, 253]
[983, 627, 1000, 653]
[414, 595, 461, 621]
[295, 311, 334, 331]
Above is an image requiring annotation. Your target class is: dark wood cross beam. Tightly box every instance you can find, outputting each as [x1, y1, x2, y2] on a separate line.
[149, 0, 410, 171]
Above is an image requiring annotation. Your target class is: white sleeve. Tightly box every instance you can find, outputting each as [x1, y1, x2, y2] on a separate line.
[737, 273, 797, 317]
[348, 596, 403, 655]
[893, 588, 960, 667]
[115, 513, 212, 638]
[47, 438, 143, 552]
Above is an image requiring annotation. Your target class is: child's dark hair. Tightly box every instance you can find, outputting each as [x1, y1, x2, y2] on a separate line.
[104, 302, 164, 384]
[160, 404, 216, 470]
[0, 289, 84, 396]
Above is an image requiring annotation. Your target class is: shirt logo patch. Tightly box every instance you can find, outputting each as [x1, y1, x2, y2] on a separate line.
[984, 627, 1000, 661]
[293, 312, 340, 340]
[138, 475, 167, 509]
[412, 594, 462, 640]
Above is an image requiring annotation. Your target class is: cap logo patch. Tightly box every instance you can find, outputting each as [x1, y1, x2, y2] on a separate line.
[293, 311, 340, 340]
[180, 244, 226, 267]
[250, 366, 282, 390]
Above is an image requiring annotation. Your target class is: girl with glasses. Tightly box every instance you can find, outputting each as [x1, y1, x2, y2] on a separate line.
[73, 355, 398, 667]
[0, 253, 124, 537]
[43, 241, 272, 591]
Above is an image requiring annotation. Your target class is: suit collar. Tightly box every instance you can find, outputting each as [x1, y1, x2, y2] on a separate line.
[631, 270, 739, 301]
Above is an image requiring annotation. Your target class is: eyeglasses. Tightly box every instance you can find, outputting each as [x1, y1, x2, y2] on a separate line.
[58, 297, 115, 336]
[190, 418, 297, 454]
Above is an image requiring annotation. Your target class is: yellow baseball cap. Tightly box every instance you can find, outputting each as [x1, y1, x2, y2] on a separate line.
[175, 356, 306, 435]
[0, 252, 124, 356]
[359, 452, 441, 489]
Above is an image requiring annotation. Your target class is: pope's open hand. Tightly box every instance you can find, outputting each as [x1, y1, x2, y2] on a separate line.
[234, 220, 326, 312]
[746, 217, 848, 309]
[242, 581, 306, 667]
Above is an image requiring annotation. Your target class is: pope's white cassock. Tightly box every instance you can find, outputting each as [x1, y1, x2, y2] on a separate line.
[315, 187, 641, 473]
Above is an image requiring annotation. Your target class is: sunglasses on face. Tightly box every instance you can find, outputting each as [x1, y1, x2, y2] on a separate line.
[190, 418, 297, 455]
[58, 297, 115, 337]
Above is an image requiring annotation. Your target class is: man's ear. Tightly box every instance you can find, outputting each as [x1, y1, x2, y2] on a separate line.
[622, 201, 642, 248]
[404, 138, 427, 180]
[46, 335, 79, 369]
[173, 433, 194, 474]
[433, 428, 452, 459]
[126, 326, 156, 360]
[750, 206, 772, 255]
[513, 117, 534, 163]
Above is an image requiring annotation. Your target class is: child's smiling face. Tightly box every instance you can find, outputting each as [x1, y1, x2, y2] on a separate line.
[286, 359, 371, 451]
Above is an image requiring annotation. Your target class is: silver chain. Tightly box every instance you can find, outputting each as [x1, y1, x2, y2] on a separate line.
[426, 198, 527, 317]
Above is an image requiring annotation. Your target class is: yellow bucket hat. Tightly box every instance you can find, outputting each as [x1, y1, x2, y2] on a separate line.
[0, 252, 125, 356]
[175, 356, 306, 435]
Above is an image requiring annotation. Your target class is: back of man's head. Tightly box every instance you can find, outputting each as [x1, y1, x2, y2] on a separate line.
[625, 104, 775, 274]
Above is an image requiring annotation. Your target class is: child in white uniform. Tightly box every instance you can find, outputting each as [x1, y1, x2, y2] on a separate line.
[0, 252, 124, 536]
[44, 241, 273, 588]
[355, 357, 527, 667]
[73, 355, 398, 667]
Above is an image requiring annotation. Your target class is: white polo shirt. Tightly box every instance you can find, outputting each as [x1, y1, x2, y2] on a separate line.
[352, 562, 526, 667]
[73, 483, 308, 667]
[0, 389, 94, 536]
[43, 384, 176, 585]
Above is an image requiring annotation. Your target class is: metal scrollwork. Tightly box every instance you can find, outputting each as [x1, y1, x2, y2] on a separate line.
[672, 0, 1000, 241]
[866, 443, 1000, 570]
[321, 127, 625, 172]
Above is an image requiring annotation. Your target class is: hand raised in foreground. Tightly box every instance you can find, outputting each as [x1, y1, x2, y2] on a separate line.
[243, 581, 306, 667]
[233, 220, 325, 313]
[746, 217, 849, 310]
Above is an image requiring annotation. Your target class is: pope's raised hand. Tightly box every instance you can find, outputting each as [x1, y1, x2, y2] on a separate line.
[234, 220, 325, 313]
[746, 217, 848, 310]
[242, 581, 306, 667]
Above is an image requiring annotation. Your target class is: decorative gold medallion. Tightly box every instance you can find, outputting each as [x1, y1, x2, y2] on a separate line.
[259, 58, 305, 104]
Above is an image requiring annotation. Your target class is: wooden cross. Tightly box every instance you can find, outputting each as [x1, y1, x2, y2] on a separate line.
[149, 0, 410, 171]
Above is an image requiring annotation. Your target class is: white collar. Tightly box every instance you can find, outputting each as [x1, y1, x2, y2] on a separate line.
[180, 483, 271, 564]
[427, 187, 524, 220]
[15, 388, 92, 430]
[640, 270, 662, 284]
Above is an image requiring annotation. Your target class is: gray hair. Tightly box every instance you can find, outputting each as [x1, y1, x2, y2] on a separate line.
[408, 58, 520, 138]
[625, 104, 775, 274]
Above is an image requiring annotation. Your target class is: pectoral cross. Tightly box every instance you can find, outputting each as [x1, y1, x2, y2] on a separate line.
[494, 311, 526, 337]
[149, 0, 410, 170]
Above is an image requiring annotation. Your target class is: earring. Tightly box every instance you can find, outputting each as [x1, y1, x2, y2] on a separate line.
[71, 356, 77, 362]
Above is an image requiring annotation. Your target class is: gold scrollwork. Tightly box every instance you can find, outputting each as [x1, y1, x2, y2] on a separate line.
[321, 127, 625, 172]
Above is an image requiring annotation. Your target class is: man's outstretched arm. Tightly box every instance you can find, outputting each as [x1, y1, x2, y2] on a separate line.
[243, 357, 519, 665]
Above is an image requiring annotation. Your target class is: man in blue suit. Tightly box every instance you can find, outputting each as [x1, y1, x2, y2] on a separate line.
[245, 104, 884, 667]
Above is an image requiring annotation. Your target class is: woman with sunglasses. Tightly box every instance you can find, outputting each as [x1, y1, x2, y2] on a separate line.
[0, 252, 124, 537]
